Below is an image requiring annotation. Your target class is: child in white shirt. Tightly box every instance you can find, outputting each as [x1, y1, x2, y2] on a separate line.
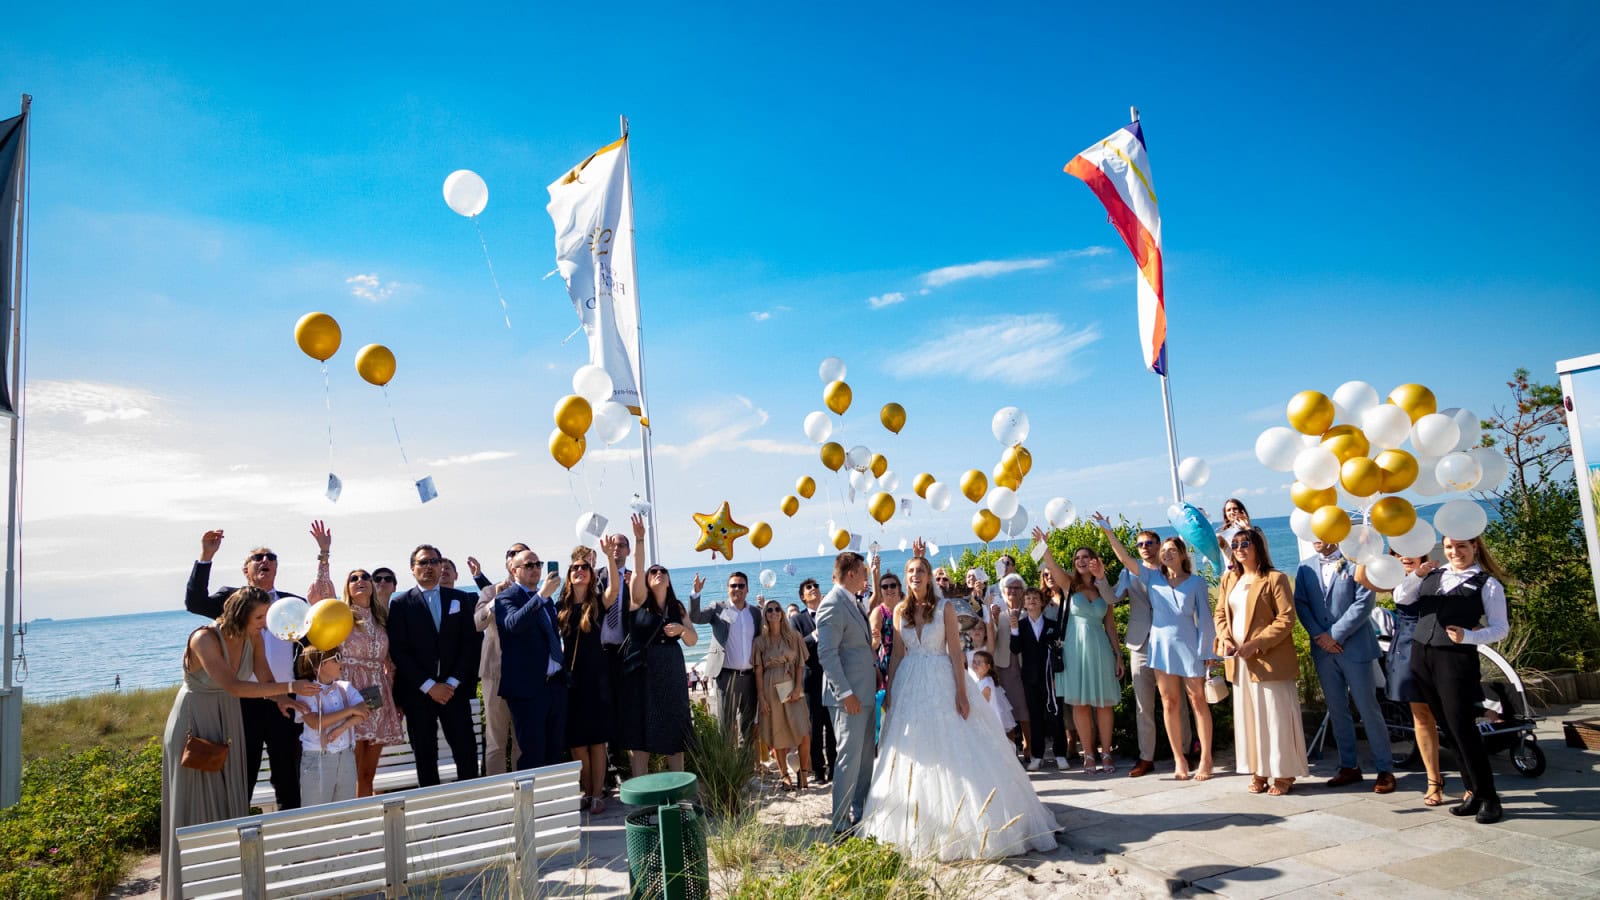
[296, 648, 370, 806]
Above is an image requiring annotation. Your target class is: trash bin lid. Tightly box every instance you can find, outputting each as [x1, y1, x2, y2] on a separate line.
[619, 771, 698, 806]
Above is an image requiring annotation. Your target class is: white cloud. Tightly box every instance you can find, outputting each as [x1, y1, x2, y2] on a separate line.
[1065, 246, 1115, 258]
[422, 450, 517, 467]
[750, 311, 772, 322]
[345, 273, 414, 302]
[920, 257, 1054, 289]
[1086, 273, 1136, 290]
[884, 315, 1103, 387]
[867, 291, 906, 310]
[640, 395, 813, 463]
[30, 380, 160, 425]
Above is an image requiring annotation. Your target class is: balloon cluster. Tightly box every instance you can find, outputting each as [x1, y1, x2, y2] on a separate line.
[1254, 381, 1507, 588]
[294, 312, 397, 387]
[549, 364, 635, 470]
[266, 596, 354, 651]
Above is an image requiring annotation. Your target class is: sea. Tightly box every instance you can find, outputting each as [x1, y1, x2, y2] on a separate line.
[16, 515, 1308, 703]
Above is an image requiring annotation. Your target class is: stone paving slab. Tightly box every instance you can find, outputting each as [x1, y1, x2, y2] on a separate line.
[1380, 847, 1524, 889]
[1192, 858, 1343, 899]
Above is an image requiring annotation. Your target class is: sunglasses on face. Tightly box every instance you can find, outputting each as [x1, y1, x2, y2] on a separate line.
[373, 574, 396, 583]
[879, 582, 900, 591]
[1230, 540, 1253, 550]
[1135, 540, 1157, 548]
[517, 562, 543, 570]
[570, 563, 592, 573]
[728, 583, 748, 590]
[647, 567, 668, 576]
[348, 573, 372, 583]
[250, 553, 278, 563]
[414, 558, 442, 567]
[764, 608, 783, 615]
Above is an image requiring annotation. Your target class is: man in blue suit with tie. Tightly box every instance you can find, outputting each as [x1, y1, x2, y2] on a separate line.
[388, 544, 483, 786]
[1295, 540, 1395, 793]
[496, 549, 568, 770]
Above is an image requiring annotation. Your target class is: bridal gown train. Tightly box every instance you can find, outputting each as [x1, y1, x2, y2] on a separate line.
[859, 600, 1059, 860]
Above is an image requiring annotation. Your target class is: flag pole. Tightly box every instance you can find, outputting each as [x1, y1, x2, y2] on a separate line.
[1130, 105, 1185, 507]
[1, 93, 31, 809]
[621, 114, 662, 564]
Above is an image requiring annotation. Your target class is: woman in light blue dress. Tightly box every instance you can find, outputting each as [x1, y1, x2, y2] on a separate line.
[1033, 528, 1123, 773]
[1099, 519, 1217, 780]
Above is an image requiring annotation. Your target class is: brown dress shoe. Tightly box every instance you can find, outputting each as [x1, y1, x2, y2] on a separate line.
[1128, 759, 1155, 778]
[1325, 767, 1364, 788]
[1373, 772, 1396, 794]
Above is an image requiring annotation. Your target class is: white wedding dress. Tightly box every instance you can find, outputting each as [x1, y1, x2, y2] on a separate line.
[859, 600, 1059, 860]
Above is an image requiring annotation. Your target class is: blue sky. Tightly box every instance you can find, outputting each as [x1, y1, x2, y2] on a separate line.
[4, 1, 1598, 617]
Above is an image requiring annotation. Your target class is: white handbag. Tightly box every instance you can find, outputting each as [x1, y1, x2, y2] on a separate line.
[1204, 674, 1230, 704]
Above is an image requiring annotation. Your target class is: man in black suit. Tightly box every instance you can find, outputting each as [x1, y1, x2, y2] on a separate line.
[1008, 578, 1070, 771]
[387, 544, 483, 786]
[495, 548, 568, 770]
[183, 527, 313, 809]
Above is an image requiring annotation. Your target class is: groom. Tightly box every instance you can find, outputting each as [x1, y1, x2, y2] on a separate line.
[815, 550, 877, 836]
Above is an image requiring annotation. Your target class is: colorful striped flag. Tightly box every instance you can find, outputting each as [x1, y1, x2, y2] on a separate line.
[1065, 121, 1166, 375]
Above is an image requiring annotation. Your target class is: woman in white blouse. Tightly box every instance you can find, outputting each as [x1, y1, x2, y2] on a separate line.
[1402, 535, 1510, 824]
[1358, 551, 1445, 807]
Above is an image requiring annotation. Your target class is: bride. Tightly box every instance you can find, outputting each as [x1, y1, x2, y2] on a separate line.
[859, 553, 1059, 860]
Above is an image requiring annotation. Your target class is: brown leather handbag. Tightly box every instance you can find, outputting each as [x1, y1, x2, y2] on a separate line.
[180, 732, 229, 772]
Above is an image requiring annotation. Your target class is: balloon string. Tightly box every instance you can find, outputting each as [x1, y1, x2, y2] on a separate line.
[382, 385, 410, 467]
[569, 470, 583, 512]
[322, 362, 335, 472]
[472, 217, 513, 330]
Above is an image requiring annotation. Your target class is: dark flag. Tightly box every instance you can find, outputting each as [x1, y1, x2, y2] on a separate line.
[0, 111, 24, 416]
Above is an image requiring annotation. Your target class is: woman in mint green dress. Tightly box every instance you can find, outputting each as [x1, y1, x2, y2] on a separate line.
[1033, 528, 1124, 773]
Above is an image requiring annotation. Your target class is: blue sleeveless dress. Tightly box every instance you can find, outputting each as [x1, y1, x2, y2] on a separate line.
[1054, 593, 1121, 706]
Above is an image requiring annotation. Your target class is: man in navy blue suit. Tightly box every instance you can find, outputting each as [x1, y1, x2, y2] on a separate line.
[1295, 540, 1395, 792]
[496, 548, 569, 770]
[387, 544, 483, 786]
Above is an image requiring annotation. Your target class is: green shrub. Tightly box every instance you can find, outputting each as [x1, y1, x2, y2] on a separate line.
[0, 739, 162, 899]
[21, 687, 175, 762]
[685, 703, 758, 819]
[1484, 477, 1600, 672]
[731, 837, 936, 899]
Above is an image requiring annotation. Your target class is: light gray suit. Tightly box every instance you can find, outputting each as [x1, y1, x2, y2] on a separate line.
[816, 582, 878, 833]
[1117, 564, 1189, 762]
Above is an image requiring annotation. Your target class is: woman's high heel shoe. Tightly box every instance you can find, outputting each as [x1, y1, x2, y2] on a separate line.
[1423, 779, 1445, 807]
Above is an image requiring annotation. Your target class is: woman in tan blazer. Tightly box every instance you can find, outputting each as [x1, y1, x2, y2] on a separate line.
[1214, 526, 1309, 795]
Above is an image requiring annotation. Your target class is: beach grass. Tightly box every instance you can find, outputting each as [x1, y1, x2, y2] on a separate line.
[21, 686, 176, 762]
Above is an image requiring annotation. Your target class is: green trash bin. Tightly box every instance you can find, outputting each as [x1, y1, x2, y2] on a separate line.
[620, 772, 710, 900]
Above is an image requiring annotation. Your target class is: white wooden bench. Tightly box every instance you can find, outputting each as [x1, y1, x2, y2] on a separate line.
[253, 699, 486, 810]
[176, 759, 582, 899]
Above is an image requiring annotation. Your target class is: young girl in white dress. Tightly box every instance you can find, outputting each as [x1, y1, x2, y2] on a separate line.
[965, 621, 1016, 734]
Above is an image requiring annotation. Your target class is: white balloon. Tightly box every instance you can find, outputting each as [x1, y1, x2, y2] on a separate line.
[1255, 426, 1303, 472]
[442, 169, 488, 217]
[879, 470, 901, 494]
[572, 364, 614, 405]
[1412, 455, 1445, 496]
[1389, 520, 1438, 558]
[926, 482, 953, 513]
[1411, 413, 1461, 458]
[898, 538, 909, 551]
[759, 569, 778, 589]
[846, 445, 872, 472]
[1332, 381, 1380, 421]
[1044, 497, 1077, 529]
[575, 512, 607, 545]
[1434, 499, 1488, 540]
[1364, 555, 1406, 591]
[1361, 404, 1413, 450]
[985, 486, 1019, 520]
[1289, 508, 1316, 543]
[1435, 452, 1483, 492]
[1339, 525, 1386, 566]
[266, 597, 312, 642]
[816, 543, 826, 556]
[849, 469, 876, 493]
[1178, 456, 1211, 487]
[803, 411, 833, 444]
[1292, 445, 1341, 490]
[991, 407, 1030, 447]
[819, 357, 847, 383]
[1442, 407, 1482, 453]
[592, 401, 633, 445]
[1004, 505, 1029, 538]
[1469, 447, 1509, 493]
[628, 494, 652, 517]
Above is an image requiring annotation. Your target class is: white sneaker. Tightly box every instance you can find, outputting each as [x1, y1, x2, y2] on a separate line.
[1054, 756, 1068, 769]
[1027, 758, 1042, 771]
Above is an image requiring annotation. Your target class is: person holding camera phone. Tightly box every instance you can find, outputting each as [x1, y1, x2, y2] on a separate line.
[620, 514, 699, 776]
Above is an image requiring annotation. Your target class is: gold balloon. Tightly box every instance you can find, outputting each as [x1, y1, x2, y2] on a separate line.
[549, 428, 586, 470]
[880, 402, 907, 434]
[750, 521, 773, 550]
[1321, 424, 1371, 464]
[912, 472, 935, 499]
[832, 528, 851, 551]
[870, 453, 888, 479]
[1370, 497, 1418, 537]
[1375, 448, 1420, 493]
[796, 476, 816, 499]
[1291, 481, 1338, 514]
[823, 380, 853, 415]
[972, 509, 1001, 543]
[780, 495, 800, 517]
[553, 394, 593, 439]
[960, 469, 988, 503]
[1003, 445, 1033, 477]
[1340, 457, 1383, 497]
[1311, 505, 1352, 543]
[1287, 390, 1336, 435]
[1388, 383, 1438, 423]
[992, 459, 1022, 491]
[305, 598, 356, 651]
[693, 502, 749, 560]
[820, 441, 845, 472]
[867, 492, 896, 525]
[354, 344, 396, 387]
[294, 312, 342, 362]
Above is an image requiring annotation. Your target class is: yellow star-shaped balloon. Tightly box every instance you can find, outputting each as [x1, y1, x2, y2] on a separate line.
[693, 501, 749, 561]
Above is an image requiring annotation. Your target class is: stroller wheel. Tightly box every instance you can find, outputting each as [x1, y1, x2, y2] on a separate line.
[1512, 734, 1546, 778]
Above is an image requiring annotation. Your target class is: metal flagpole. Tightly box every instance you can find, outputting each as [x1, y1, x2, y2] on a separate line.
[621, 115, 662, 564]
[1130, 105, 1185, 507]
[1, 93, 31, 809]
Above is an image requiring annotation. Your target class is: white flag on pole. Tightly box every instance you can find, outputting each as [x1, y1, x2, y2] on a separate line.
[547, 137, 643, 413]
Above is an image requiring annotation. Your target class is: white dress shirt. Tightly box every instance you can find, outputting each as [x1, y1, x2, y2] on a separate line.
[1317, 550, 1345, 593]
[1443, 565, 1509, 645]
[725, 603, 755, 671]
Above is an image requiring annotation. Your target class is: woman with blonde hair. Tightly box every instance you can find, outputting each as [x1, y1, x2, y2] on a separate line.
[557, 544, 620, 814]
[754, 596, 812, 789]
[338, 567, 404, 796]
